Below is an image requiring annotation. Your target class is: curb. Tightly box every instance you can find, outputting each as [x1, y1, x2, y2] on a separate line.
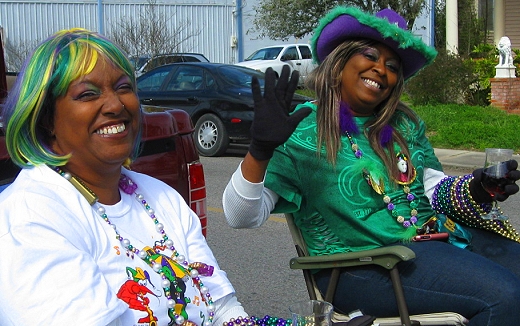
[435, 149, 483, 174]
[435, 148, 520, 174]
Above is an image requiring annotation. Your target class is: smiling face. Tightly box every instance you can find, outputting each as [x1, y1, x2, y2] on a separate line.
[51, 57, 140, 176]
[340, 42, 400, 116]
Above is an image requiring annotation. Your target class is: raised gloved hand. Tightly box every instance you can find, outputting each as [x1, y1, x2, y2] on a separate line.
[248, 66, 312, 161]
[469, 159, 520, 202]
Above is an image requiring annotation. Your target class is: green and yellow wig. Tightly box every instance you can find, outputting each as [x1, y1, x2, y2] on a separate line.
[3, 28, 139, 168]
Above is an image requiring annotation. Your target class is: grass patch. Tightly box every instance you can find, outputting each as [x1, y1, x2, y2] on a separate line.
[413, 104, 520, 153]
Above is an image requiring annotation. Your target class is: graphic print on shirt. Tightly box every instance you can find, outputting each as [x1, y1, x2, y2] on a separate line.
[117, 244, 203, 326]
[117, 267, 160, 325]
[144, 245, 192, 324]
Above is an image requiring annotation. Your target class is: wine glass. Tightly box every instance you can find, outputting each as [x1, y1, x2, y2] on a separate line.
[289, 300, 333, 326]
[480, 148, 514, 220]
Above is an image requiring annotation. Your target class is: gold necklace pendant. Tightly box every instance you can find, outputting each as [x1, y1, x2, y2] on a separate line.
[363, 168, 385, 195]
[394, 167, 417, 185]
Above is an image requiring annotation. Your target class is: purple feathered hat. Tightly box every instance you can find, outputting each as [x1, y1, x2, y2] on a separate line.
[311, 6, 437, 80]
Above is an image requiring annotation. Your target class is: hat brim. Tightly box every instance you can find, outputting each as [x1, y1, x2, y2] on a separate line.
[311, 6, 437, 80]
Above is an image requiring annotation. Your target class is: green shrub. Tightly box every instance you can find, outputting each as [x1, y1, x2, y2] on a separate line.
[514, 49, 520, 69]
[463, 44, 520, 106]
[405, 50, 478, 105]
[463, 44, 495, 105]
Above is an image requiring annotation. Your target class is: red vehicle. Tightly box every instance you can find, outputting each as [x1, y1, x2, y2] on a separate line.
[0, 34, 208, 235]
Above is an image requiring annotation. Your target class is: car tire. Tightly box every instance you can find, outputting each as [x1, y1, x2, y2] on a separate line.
[194, 113, 229, 157]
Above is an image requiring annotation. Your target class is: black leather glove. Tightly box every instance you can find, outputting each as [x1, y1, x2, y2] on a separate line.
[469, 159, 520, 202]
[248, 66, 312, 160]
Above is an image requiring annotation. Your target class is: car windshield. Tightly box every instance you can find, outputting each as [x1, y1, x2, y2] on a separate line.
[244, 47, 283, 61]
[217, 66, 265, 88]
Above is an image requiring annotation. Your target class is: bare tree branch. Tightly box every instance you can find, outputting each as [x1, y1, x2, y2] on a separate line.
[109, 0, 201, 58]
[4, 39, 38, 71]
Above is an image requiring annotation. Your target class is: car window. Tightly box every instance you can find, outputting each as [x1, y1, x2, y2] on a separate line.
[145, 56, 178, 73]
[143, 55, 208, 73]
[205, 72, 216, 89]
[281, 47, 298, 61]
[183, 56, 202, 62]
[129, 56, 149, 71]
[131, 54, 208, 76]
[160, 56, 183, 65]
[218, 66, 265, 88]
[136, 66, 173, 91]
[299, 46, 312, 59]
[245, 47, 283, 61]
[165, 66, 205, 91]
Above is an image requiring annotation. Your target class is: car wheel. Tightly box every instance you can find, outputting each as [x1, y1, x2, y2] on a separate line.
[194, 113, 230, 157]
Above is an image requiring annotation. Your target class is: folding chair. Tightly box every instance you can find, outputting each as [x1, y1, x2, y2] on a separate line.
[285, 213, 469, 326]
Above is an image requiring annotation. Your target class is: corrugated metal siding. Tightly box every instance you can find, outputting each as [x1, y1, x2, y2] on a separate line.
[1, 2, 98, 42]
[0, 1, 235, 66]
[505, 0, 520, 47]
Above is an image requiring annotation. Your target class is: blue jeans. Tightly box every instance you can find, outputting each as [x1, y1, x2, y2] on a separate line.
[315, 228, 520, 326]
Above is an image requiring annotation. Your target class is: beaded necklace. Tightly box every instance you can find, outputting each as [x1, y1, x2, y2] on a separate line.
[52, 167, 215, 326]
[343, 131, 419, 228]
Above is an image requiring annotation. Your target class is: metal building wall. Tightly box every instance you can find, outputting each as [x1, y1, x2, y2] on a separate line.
[0, 0, 236, 68]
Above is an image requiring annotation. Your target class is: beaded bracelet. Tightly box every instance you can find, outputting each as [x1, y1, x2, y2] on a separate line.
[224, 315, 292, 326]
[432, 175, 487, 220]
[451, 175, 483, 218]
[432, 174, 520, 243]
[432, 176, 457, 216]
[455, 175, 490, 218]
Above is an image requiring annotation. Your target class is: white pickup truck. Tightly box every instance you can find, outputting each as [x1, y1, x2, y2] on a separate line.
[235, 44, 317, 85]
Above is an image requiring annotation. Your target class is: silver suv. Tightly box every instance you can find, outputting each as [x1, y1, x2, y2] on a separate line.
[130, 53, 210, 77]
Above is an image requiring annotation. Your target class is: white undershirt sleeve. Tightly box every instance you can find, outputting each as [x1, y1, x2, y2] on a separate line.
[212, 293, 248, 325]
[423, 167, 449, 205]
[222, 162, 279, 228]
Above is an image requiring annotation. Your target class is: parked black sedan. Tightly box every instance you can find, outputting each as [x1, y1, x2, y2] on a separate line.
[137, 62, 312, 156]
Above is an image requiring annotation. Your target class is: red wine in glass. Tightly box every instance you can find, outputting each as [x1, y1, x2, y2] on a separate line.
[481, 162, 510, 197]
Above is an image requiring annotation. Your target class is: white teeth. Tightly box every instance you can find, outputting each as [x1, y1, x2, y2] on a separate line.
[363, 78, 381, 89]
[96, 123, 126, 135]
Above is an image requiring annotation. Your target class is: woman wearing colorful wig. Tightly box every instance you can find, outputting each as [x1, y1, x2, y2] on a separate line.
[223, 6, 520, 325]
[0, 28, 248, 325]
